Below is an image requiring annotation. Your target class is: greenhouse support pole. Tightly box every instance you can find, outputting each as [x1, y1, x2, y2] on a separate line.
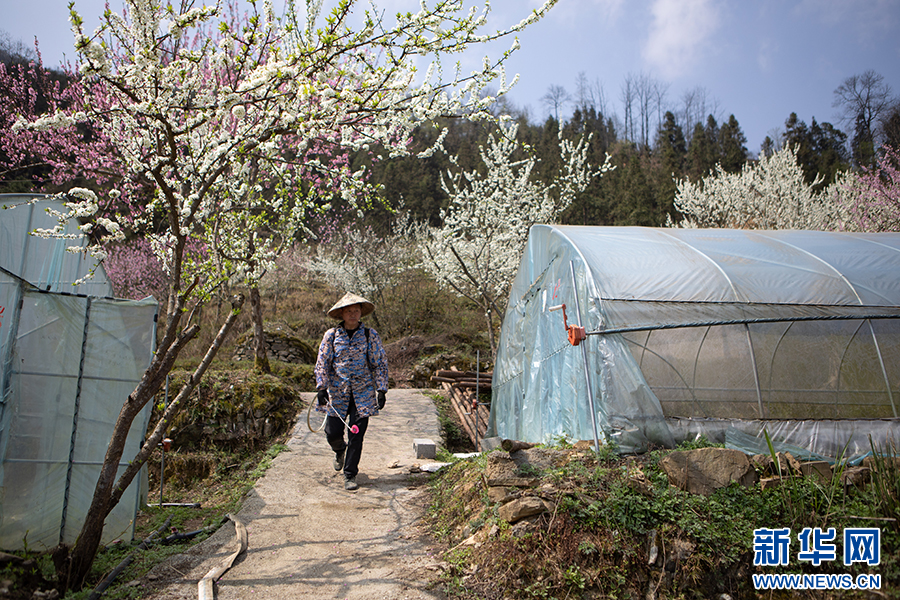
[744, 324, 765, 418]
[160, 375, 168, 505]
[570, 261, 601, 454]
[475, 351, 481, 452]
[60, 296, 91, 544]
[866, 320, 897, 417]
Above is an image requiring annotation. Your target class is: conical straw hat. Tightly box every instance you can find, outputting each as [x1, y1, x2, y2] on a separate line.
[326, 292, 375, 319]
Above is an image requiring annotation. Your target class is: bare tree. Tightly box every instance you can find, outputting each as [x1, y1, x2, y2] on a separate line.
[621, 75, 636, 143]
[622, 72, 667, 148]
[833, 70, 896, 165]
[652, 79, 670, 138]
[678, 86, 719, 144]
[0, 30, 38, 64]
[541, 84, 571, 122]
[635, 73, 653, 147]
[574, 71, 609, 116]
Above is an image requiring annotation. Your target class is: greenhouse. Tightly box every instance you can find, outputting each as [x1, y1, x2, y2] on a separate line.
[0, 195, 158, 551]
[490, 225, 900, 460]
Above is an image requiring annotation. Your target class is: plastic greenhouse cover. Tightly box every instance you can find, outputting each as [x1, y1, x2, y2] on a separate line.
[0, 277, 157, 550]
[491, 225, 900, 459]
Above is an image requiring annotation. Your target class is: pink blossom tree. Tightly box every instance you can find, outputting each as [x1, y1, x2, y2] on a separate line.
[847, 146, 900, 232]
[0, 49, 147, 215]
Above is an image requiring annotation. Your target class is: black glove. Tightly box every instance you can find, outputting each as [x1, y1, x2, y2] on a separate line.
[377, 390, 386, 409]
[317, 389, 328, 406]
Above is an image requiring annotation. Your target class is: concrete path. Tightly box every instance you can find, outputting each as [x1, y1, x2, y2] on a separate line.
[144, 389, 448, 600]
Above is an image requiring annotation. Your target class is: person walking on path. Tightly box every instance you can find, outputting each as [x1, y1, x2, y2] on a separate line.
[314, 292, 389, 490]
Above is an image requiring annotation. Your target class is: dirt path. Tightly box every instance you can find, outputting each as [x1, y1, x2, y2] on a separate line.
[143, 390, 448, 600]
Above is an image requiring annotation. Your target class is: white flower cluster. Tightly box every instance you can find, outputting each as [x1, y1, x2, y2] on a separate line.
[28, 188, 123, 271]
[308, 209, 425, 301]
[13, 111, 78, 132]
[669, 146, 856, 231]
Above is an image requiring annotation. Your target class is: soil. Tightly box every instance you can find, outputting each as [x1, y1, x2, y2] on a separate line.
[139, 389, 449, 600]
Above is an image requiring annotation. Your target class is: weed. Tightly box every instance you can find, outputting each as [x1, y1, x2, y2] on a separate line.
[594, 439, 620, 463]
[577, 540, 598, 556]
[440, 546, 475, 596]
[676, 433, 720, 450]
[516, 463, 543, 478]
[762, 428, 855, 530]
[547, 433, 575, 448]
[868, 435, 900, 531]
[563, 564, 587, 590]
[435, 448, 456, 462]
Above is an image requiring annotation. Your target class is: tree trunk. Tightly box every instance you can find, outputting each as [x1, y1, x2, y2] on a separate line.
[62, 295, 245, 592]
[485, 308, 497, 359]
[250, 287, 270, 374]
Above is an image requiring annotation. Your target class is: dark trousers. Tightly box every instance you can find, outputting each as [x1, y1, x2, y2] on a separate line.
[325, 393, 369, 480]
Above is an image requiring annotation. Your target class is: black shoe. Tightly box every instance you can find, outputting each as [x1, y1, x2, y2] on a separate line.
[333, 449, 345, 471]
[344, 477, 359, 491]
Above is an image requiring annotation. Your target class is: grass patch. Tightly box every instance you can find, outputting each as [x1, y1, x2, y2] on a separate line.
[424, 442, 900, 600]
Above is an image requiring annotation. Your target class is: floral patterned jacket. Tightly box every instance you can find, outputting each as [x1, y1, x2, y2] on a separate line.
[314, 322, 388, 419]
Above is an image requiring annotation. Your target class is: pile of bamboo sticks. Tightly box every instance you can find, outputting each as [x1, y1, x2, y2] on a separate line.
[430, 367, 492, 449]
[430, 369, 493, 391]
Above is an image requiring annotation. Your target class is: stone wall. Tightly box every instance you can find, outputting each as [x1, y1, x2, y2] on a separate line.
[233, 323, 317, 364]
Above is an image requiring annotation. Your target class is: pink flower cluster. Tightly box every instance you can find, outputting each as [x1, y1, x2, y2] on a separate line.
[848, 147, 900, 232]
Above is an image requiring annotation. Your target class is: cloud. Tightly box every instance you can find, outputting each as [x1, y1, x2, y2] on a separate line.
[643, 0, 721, 79]
[795, 0, 898, 45]
[756, 37, 777, 73]
[544, 0, 627, 25]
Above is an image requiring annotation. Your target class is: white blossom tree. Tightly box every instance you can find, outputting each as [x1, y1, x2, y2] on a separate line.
[307, 207, 425, 333]
[668, 145, 856, 231]
[421, 120, 612, 355]
[14, 0, 558, 589]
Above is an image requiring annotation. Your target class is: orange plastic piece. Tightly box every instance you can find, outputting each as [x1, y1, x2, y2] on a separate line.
[555, 304, 586, 346]
[567, 325, 586, 346]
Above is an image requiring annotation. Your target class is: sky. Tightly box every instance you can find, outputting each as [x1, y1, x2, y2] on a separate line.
[3, 0, 899, 155]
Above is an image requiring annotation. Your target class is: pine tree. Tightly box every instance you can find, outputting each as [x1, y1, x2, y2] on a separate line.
[883, 106, 900, 154]
[653, 111, 686, 219]
[783, 113, 849, 189]
[686, 121, 716, 179]
[718, 115, 748, 173]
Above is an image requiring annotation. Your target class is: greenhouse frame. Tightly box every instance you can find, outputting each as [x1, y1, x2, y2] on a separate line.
[0, 195, 158, 551]
[490, 225, 900, 461]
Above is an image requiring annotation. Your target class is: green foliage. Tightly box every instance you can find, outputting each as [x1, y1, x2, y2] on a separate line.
[783, 112, 850, 189]
[675, 434, 720, 450]
[515, 463, 543, 478]
[867, 436, 900, 532]
[594, 440, 620, 463]
[425, 441, 900, 599]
